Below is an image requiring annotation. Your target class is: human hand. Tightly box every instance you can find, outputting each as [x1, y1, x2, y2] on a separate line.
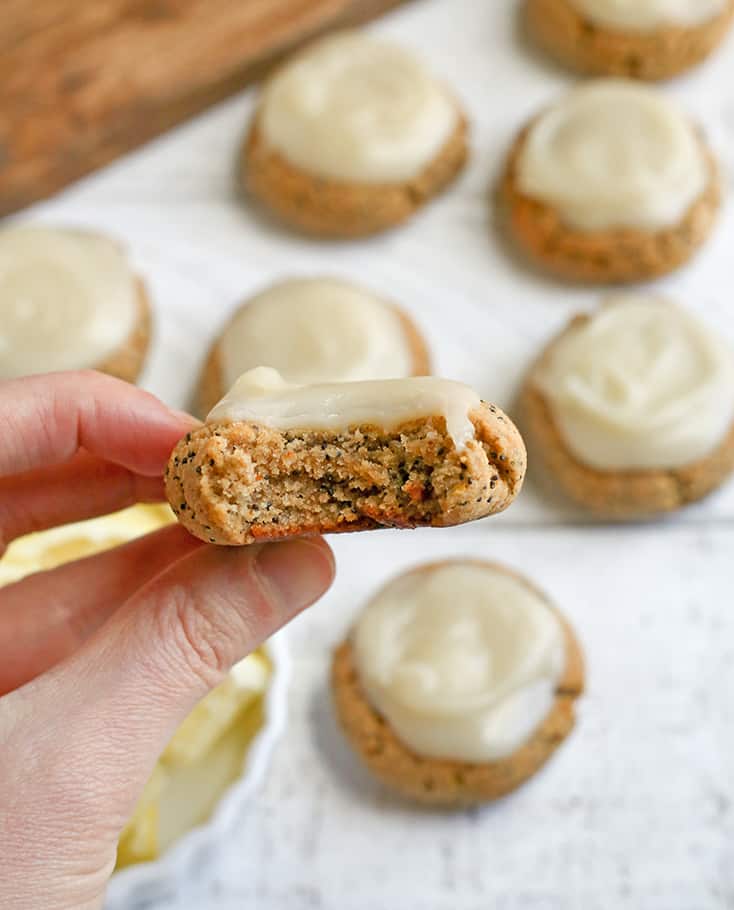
[0, 371, 334, 910]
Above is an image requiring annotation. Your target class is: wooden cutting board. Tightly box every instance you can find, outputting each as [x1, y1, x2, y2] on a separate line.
[0, 0, 412, 216]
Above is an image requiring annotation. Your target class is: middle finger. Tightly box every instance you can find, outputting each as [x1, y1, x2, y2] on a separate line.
[0, 524, 203, 695]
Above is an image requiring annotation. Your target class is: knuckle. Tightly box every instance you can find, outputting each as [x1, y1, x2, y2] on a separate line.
[156, 584, 233, 689]
[148, 554, 282, 691]
[245, 560, 282, 632]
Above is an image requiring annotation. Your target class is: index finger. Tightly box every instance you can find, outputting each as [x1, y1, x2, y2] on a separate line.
[0, 371, 198, 478]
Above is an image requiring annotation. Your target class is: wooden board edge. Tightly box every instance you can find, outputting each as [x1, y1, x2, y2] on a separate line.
[0, 0, 414, 217]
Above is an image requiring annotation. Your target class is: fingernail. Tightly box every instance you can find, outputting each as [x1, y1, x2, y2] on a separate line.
[255, 539, 334, 618]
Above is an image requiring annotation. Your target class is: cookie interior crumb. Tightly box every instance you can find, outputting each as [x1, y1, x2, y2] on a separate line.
[168, 413, 522, 544]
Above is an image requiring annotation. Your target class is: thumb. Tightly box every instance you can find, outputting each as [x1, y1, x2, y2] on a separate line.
[1, 538, 333, 908]
[70, 536, 334, 811]
[86, 534, 334, 742]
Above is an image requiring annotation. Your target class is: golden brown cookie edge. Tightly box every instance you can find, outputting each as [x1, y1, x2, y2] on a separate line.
[241, 108, 469, 238]
[525, 0, 734, 81]
[497, 120, 720, 284]
[93, 278, 152, 384]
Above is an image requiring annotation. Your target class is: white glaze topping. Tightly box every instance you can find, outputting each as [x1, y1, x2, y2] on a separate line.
[207, 367, 481, 451]
[219, 278, 415, 388]
[0, 226, 138, 380]
[534, 296, 734, 470]
[260, 31, 458, 182]
[568, 0, 726, 32]
[352, 562, 566, 763]
[516, 80, 708, 231]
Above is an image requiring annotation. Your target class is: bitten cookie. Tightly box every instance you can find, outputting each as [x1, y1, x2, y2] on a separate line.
[242, 31, 468, 238]
[196, 277, 431, 417]
[498, 80, 719, 284]
[519, 295, 734, 518]
[166, 368, 526, 545]
[332, 560, 584, 806]
[526, 0, 734, 81]
[0, 225, 151, 384]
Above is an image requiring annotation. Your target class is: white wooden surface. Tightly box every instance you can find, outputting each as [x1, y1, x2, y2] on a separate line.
[16, 0, 734, 906]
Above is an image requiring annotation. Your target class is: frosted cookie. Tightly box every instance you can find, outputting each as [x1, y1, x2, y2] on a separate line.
[499, 80, 719, 284]
[196, 277, 431, 416]
[0, 226, 151, 383]
[332, 560, 584, 806]
[520, 295, 734, 518]
[166, 368, 525, 545]
[242, 32, 468, 238]
[526, 0, 734, 81]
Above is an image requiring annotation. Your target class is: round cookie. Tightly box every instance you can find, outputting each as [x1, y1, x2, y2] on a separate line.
[332, 560, 584, 806]
[242, 31, 468, 238]
[498, 80, 720, 284]
[94, 283, 151, 384]
[0, 226, 151, 384]
[520, 296, 734, 518]
[196, 277, 431, 417]
[526, 0, 734, 81]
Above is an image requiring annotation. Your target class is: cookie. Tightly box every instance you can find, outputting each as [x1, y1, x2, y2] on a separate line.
[166, 369, 526, 545]
[0, 225, 151, 384]
[331, 560, 584, 806]
[519, 295, 734, 518]
[196, 277, 431, 417]
[95, 280, 152, 384]
[526, 0, 734, 81]
[241, 31, 468, 238]
[498, 80, 719, 284]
